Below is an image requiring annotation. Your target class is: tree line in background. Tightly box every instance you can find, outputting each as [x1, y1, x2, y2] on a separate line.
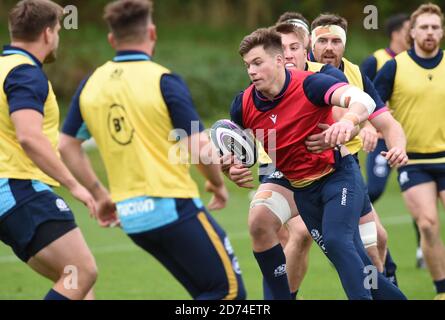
[0, 0, 443, 118]
[1, 0, 441, 29]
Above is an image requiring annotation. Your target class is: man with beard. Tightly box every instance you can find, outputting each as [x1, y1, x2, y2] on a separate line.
[360, 14, 426, 270]
[307, 13, 402, 287]
[374, 3, 445, 300]
[227, 21, 407, 299]
[0, 0, 97, 300]
[229, 27, 407, 300]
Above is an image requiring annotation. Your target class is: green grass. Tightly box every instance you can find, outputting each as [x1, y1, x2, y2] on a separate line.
[0, 147, 444, 300]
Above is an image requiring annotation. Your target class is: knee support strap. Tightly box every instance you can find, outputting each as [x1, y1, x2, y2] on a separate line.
[359, 221, 378, 248]
[250, 190, 291, 224]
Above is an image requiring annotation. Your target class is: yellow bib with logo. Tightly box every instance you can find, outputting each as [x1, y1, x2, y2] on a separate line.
[79, 60, 200, 201]
[0, 54, 59, 186]
[390, 50, 445, 158]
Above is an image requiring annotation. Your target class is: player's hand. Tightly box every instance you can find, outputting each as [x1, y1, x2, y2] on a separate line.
[68, 183, 96, 217]
[381, 147, 408, 168]
[220, 154, 236, 175]
[96, 196, 120, 228]
[206, 181, 229, 210]
[323, 119, 355, 147]
[359, 126, 378, 153]
[305, 123, 332, 153]
[228, 164, 254, 189]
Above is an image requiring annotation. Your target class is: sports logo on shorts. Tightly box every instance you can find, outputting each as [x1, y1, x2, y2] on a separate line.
[56, 199, 70, 212]
[232, 257, 242, 275]
[268, 170, 284, 179]
[224, 237, 234, 255]
[399, 171, 409, 186]
[311, 229, 327, 253]
[274, 264, 287, 277]
[374, 154, 388, 178]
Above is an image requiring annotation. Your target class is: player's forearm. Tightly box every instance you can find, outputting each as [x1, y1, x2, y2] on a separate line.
[59, 140, 108, 200]
[187, 132, 224, 187]
[370, 112, 406, 150]
[376, 118, 406, 150]
[196, 163, 224, 187]
[18, 132, 79, 189]
[345, 102, 371, 124]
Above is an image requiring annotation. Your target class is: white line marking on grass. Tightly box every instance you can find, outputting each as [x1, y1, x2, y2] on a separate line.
[0, 230, 250, 264]
[0, 215, 413, 265]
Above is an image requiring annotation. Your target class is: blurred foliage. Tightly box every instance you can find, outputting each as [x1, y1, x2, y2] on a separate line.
[0, 0, 443, 119]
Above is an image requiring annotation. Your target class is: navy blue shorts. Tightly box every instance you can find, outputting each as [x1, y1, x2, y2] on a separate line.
[261, 155, 371, 217]
[127, 200, 246, 300]
[0, 180, 76, 262]
[366, 138, 391, 203]
[397, 163, 445, 192]
[291, 154, 366, 238]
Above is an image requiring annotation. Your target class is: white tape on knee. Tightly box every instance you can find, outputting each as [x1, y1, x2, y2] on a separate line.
[359, 221, 377, 248]
[249, 190, 292, 224]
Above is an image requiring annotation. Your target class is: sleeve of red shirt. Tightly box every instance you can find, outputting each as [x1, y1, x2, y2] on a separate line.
[302, 73, 348, 107]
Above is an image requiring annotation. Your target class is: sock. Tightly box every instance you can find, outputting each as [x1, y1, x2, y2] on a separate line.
[384, 249, 398, 287]
[262, 277, 273, 300]
[434, 279, 445, 294]
[44, 289, 70, 300]
[254, 244, 291, 300]
[263, 277, 294, 300]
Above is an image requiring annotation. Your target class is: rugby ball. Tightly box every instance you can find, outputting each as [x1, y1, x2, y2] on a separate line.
[210, 119, 257, 168]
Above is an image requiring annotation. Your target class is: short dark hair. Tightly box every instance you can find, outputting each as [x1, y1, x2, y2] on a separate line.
[276, 11, 310, 29]
[311, 13, 348, 33]
[8, 0, 64, 42]
[239, 28, 283, 57]
[104, 0, 153, 44]
[385, 13, 410, 38]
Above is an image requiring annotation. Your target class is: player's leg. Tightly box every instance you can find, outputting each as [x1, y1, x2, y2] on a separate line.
[249, 180, 295, 300]
[28, 226, 97, 300]
[371, 209, 399, 286]
[320, 159, 372, 300]
[414, 221, 426, 268]
[434, 169, 445, 299]
[257, 181, 305, 300]
[0, 190, 97, 300]
[129, 202, 246, 300]
[27, 252, 96, 300]
[401, 177, 445, 297]
[284, 215, 312, 298]
[352, 229, 406, 300]
[359, 211, 383, 272]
